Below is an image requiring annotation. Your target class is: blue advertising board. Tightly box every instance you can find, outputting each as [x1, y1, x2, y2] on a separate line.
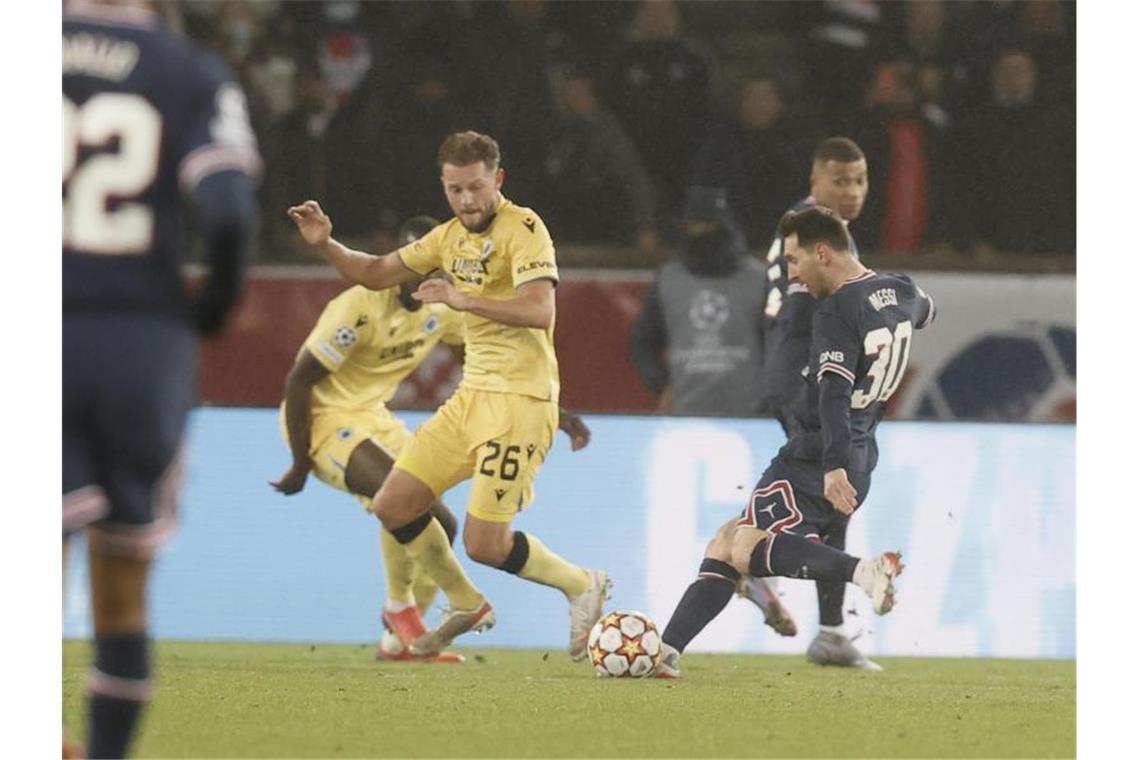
[65, 410, 1074, 659]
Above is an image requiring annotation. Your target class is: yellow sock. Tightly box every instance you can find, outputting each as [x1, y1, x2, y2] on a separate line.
[519, 533, 590, 597]
[401, 518, 483, 610]
[412, 571, 441, 616]
[379, 529, 415, 606]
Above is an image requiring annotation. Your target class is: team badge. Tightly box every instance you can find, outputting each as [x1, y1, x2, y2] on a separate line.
[334, 326, 357, 348]
[424, 315, 439, 333]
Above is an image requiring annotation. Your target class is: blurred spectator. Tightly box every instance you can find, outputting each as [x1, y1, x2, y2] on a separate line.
[314, 1, 374, 104]
[851, 60, 954, 253]
[690, 78, 813, 250]
[955, 49, 1075, 254]
[608, 0, 716, 226]
[629, 188, 766, 417]
[268, 66, 396, 247]
[799, 0, 886, 126]
[476, 1, 570, 204]
[386, 57, 480, 223]
[536, 66, 658, 254]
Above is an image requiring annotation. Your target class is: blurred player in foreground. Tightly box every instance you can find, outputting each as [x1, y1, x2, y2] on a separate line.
[740, 137, 880, 670]
[288, 131, 610, 659]
[63, 0, 260, 755]
[656, 207, 935, 678]
[272, 216, 591, 662]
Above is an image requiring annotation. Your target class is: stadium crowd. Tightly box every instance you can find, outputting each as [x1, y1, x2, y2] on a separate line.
[167, 0, 1075, 262]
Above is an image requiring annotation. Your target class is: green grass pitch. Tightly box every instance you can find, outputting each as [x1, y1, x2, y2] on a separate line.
[63, 640, 1074, 758]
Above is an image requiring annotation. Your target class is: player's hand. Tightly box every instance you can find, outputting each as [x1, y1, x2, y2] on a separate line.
[271, 462, 311, 495]
[286, 200, 332, 246]
[413, 278, 467, 310]
[823, 468, 858, 515]
[558, 410, 591, 451]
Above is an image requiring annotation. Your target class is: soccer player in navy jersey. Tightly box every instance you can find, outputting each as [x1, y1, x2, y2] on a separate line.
[63, 1, 260, 754]
[656, 206, 935, 678]
[740, 137, 881, 669]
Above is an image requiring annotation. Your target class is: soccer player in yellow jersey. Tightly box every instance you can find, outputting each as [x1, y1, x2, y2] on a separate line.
[272, 216, 465, 662]
[272, 215, 593, 661]
[287, 131, 610, 659]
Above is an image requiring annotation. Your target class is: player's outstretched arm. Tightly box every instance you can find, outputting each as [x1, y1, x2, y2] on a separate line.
[818, 372, 856, 513]
[558, 409, 591, 451]
[271, 350, 330, 495]
[413, 277, 555, 329]
[287, 200, 417, 291]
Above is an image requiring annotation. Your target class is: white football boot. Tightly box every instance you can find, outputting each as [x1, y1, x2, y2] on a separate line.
[654, 642, 681, 679]
[806, 630, 882, 671]
[569, 569, 612, 661]
[853, 552, 904, 615]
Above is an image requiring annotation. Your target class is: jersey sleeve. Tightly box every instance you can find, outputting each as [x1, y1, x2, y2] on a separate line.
[176, 56, 262, 193]
[396, 224, 445, 275]
[812, 306, 862, 472]
[510, 212, 559, 289]
[302, 289, 370, 371]
[812, 306, 861, 387]
[913, 283, 937, 329]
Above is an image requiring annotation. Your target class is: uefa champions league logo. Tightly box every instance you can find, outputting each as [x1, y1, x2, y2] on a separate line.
[689, 290, 730, 331]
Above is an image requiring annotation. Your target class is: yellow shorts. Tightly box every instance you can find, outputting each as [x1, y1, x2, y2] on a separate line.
[279, 404, 412, 508]
[394, 387, 558, 523]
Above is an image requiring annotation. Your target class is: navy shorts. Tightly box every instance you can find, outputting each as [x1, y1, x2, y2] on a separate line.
[63, 313, 196, 558]
[735, 457, 852, 545]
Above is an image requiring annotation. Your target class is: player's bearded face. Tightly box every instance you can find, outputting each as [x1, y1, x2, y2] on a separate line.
[811, 159, 868, 221]
[441, 162, 504, 233]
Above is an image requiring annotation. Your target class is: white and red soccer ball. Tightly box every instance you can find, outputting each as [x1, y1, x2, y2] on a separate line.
[587, 610, 661, 678]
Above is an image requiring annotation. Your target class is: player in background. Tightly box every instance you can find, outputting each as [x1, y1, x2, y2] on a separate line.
[287, 131, 611, 659]
[272, 216, 592, 663]
[655, 207, 935, 678]
[63, 0, 260, 756]
[738, 137, 877, 669]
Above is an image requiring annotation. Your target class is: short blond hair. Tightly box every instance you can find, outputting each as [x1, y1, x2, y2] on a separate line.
[437, 131, 501, 171]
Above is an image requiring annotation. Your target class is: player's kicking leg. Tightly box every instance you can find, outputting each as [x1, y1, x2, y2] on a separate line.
[654, 523, 903, 678]
[373, 470, 494, 655]
[462, 514, 611, 660]
[654, 520, 743, 678]
[342, 439, 464, 663]
[731, 526, 904, 615]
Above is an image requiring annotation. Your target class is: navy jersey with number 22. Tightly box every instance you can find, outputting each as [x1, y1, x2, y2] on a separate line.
[63, 4, 260, 318]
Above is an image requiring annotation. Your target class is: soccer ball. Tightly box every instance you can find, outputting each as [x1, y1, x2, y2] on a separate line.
[587, 610, 661, 678]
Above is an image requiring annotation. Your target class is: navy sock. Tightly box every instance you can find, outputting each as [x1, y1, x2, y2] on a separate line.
[88, 633, 151, 759]
[816, 579, 846, 627]
[661, 559, 741, 653]
[817, 530, 848, 627]
[750, 532, 859, 583]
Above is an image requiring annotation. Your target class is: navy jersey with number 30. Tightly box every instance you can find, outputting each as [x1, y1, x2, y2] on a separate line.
[778, 271, 935, 497]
